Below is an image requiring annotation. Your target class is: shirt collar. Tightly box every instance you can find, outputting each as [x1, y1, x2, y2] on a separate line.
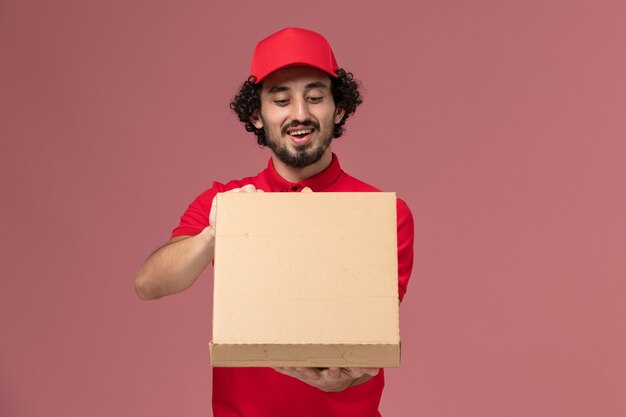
[263, 153, 343, 192]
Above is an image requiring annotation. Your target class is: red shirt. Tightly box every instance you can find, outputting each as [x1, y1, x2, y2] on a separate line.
[172, 154, 414, 417]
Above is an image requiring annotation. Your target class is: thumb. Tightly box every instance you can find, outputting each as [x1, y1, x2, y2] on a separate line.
[301, 187, 313, 193]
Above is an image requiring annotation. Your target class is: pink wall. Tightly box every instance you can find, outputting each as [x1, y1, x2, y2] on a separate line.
[1, 1, 625, 416]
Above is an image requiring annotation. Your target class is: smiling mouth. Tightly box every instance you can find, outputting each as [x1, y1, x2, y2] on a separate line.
[288, 129, 314, 138]
[282, 120, 320, 138]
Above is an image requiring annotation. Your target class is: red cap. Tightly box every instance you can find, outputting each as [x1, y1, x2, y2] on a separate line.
[250, 27, 339, 83]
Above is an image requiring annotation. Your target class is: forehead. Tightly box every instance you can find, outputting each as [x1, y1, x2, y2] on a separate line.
[261, 66, 332, 94]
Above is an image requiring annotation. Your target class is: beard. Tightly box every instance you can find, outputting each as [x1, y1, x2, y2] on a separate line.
[264, 119, 334, 168]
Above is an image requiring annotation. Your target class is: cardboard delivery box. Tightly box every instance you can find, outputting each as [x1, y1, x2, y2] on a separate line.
[209, 192, 400, 367]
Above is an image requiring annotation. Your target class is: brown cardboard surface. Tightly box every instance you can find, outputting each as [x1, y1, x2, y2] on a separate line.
[211, 192, 399, 367]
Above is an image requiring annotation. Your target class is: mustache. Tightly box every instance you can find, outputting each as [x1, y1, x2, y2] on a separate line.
[281, 120, 320, 135]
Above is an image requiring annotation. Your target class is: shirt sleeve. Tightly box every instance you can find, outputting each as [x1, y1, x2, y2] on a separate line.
[396, 198, 415, 301]
[170, 186, 219, 239]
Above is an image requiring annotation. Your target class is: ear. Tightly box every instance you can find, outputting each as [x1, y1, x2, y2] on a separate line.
[250, 112, 264, 129]
[334, 107, 346, 124]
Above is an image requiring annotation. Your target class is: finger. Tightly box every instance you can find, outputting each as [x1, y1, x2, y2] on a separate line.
[227, 186, 253, 193]
[344, 367, 379, 377]
[301, 187, 313, 193]
[294, 367, 321, 381]
[326, 367, 343, 379]
[240, 184, 257, 192]
[362, 368, 380, 377]
[209, 194, 219, 229]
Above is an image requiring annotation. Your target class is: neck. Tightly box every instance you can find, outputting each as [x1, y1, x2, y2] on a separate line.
[271, 148, 333, 183]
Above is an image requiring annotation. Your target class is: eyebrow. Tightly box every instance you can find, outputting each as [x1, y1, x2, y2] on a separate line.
[304, 81, 329, 90]
[267, 86, 290, 94]
[267, 81, 330, 94]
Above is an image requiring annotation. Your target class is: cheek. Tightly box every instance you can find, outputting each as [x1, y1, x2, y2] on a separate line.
[263, 118, 286, 137]
[262, 108, 289, 127]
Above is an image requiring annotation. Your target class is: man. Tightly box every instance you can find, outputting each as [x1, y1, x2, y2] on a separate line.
[135, 27, 414, 416]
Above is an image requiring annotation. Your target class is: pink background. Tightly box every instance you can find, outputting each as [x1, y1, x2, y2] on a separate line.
[1, 1, 625, 416]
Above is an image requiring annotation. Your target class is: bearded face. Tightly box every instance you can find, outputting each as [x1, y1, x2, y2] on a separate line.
[252, 66, 345, 169]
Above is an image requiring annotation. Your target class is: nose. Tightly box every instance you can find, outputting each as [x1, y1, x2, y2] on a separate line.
[290, 97, 311, 121]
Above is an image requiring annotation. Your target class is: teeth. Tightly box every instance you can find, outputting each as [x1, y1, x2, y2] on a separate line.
[288, 129, 313, 136]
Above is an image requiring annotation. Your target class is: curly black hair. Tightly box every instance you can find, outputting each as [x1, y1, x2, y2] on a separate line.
[229, 68, 363, 146]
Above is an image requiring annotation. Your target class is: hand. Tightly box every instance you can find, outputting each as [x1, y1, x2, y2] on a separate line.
[273, 367, 379, 392]
[208, 184, 263, 237]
